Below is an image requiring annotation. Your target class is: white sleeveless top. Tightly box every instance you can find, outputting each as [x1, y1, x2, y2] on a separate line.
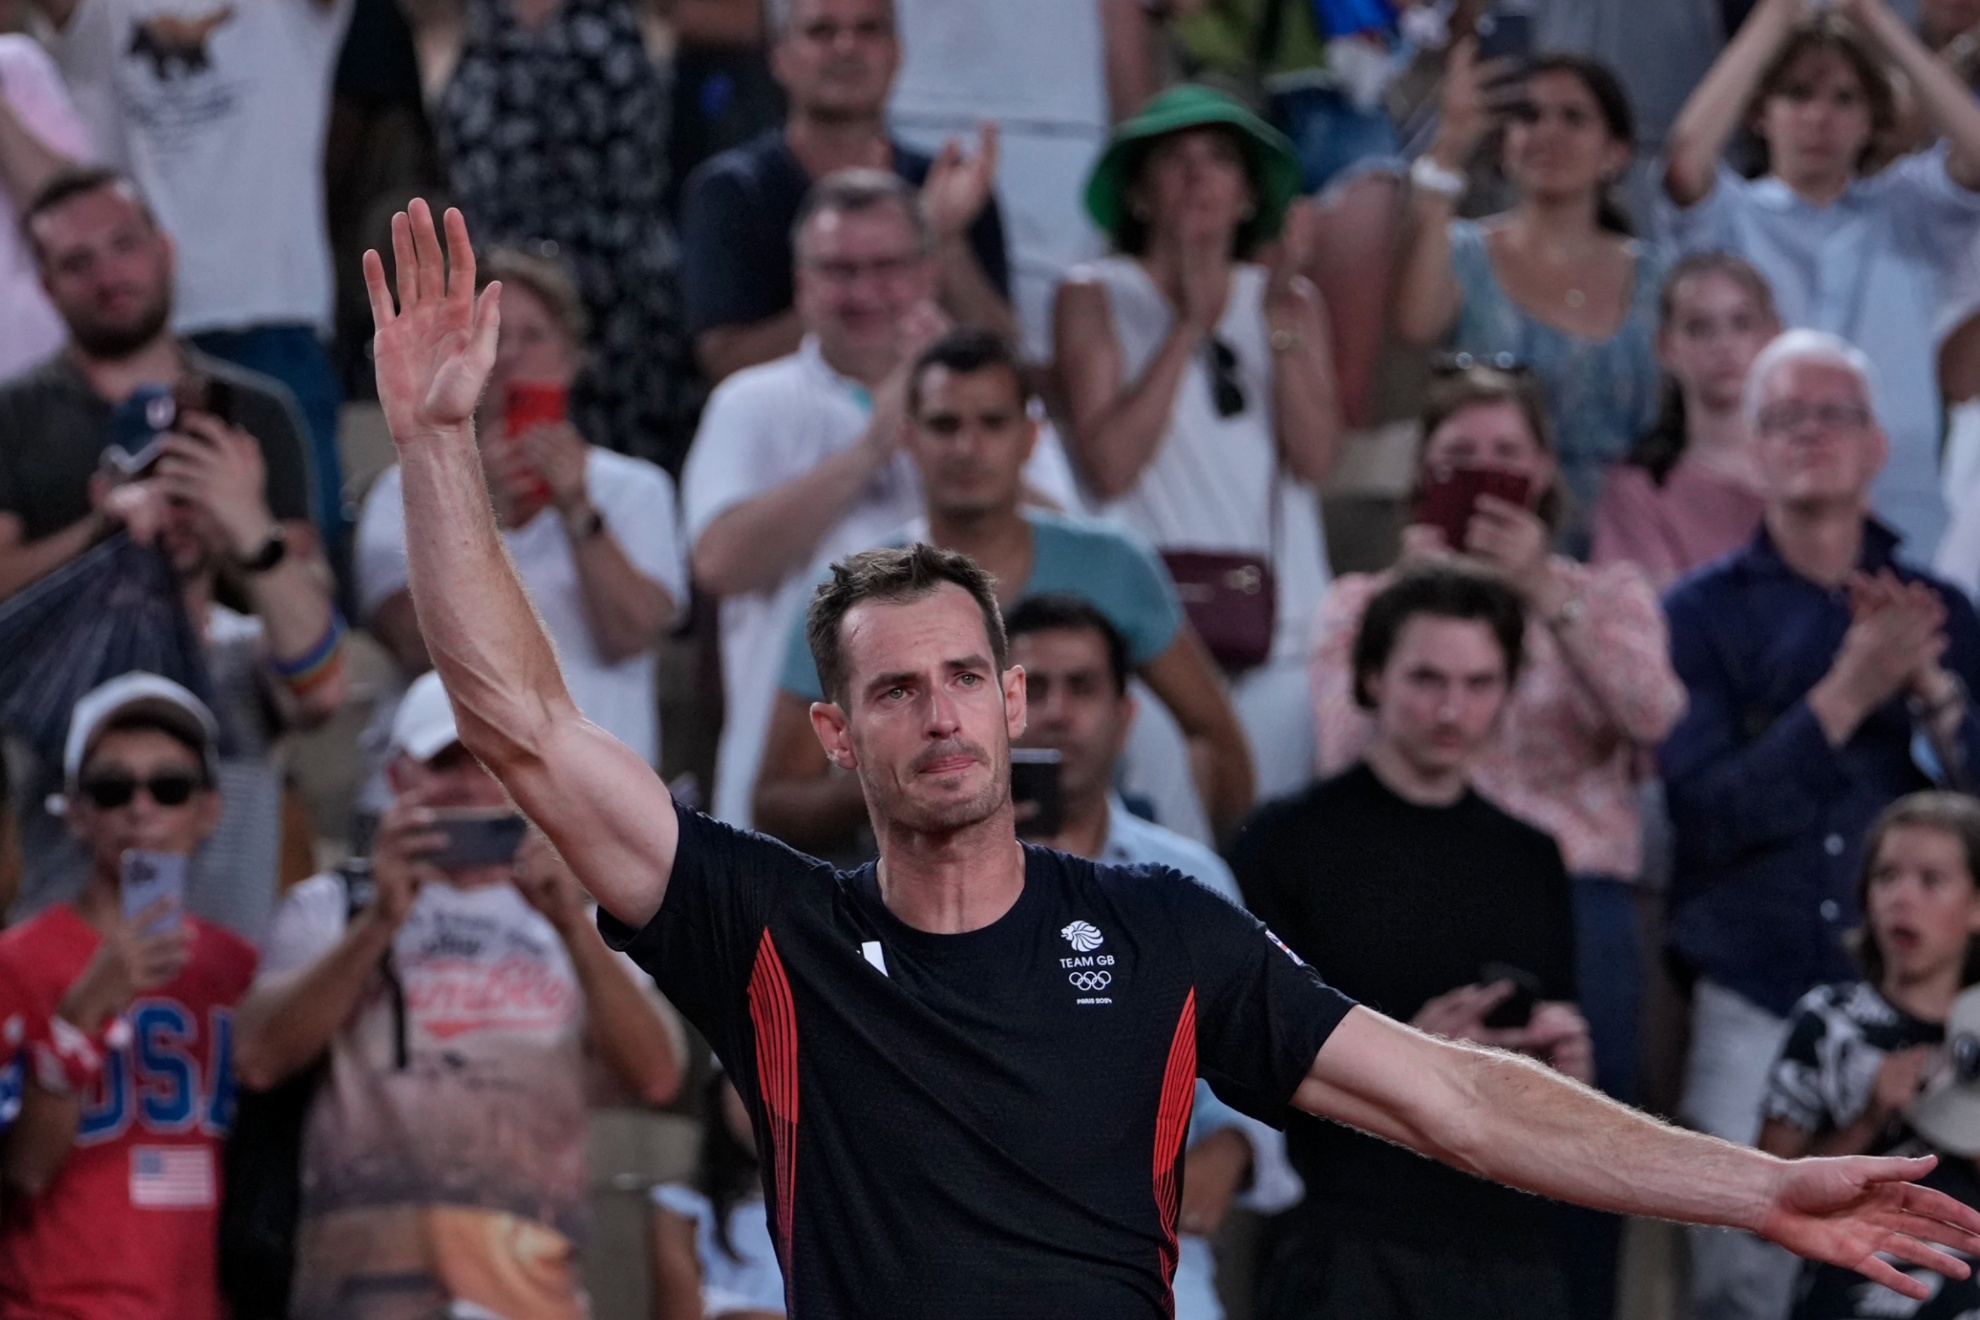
[1079, 255, 1329, 662]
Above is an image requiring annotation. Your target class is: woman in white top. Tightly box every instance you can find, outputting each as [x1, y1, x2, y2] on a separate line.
[651, 1072, 783, 1320]
[1054, 85, 1343, 797]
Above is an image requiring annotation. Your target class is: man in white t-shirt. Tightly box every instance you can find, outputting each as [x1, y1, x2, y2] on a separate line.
[27, 0, 355, 544]
[683, 168, 946, 827]
[233, 672, 687, 1320]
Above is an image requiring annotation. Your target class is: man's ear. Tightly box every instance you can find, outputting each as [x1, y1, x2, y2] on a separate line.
[810, 701, 856, 770]
[1003, 665, 1027, 740]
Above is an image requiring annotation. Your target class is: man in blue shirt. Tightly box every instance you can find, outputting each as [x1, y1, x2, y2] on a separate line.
[1662, 327, 1980, 1320]
[751, 328, 1253, 855]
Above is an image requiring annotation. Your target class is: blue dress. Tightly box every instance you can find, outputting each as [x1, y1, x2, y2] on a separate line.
[1448, 220, 1669, 553]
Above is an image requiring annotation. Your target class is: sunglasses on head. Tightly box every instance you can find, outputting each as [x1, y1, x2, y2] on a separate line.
[1430, 351, 1537, 379]
[78, 771, 203, 810]
[1205, 336, 1246, 419]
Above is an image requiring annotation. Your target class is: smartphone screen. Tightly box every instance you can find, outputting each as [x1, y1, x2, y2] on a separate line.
[103, 385, 179, 477]
[121, 850, 187, 935]
[1475, 10, 1533, 65]
[1413, 466, 1536, 550]
[1010, 750, 1064, 839]
[425, 808, 530, 870]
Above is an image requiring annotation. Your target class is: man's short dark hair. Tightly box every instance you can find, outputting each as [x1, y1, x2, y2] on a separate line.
[792, 168, 931, 262]
[907, 327, 1026, 416]
[22, 166, 154, 249]
[807, 543, 1008, 707]
[1003, 594, 1130, 697]
[1350, 567, 1526, 710]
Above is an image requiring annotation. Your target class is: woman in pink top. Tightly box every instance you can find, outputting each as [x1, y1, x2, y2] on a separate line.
[1591, 254, 1779, 592]
[1312, 364, 1685, 1109]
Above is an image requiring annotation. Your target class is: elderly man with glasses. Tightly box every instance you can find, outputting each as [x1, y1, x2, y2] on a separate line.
[1662, 328, 1980, 1320]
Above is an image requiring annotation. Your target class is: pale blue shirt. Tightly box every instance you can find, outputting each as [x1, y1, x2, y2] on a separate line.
[1099, 796, 1304, 1320]
[1664, 147, 1980, 560]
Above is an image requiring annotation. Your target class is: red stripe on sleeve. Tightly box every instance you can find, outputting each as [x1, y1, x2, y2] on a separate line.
[1151, 988, 1198, 1317]
[748, 932, 801, 1305]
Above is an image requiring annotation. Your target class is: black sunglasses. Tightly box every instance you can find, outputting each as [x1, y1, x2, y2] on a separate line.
[78, 771, 203, 810]
[1206, 336, 1246, 419]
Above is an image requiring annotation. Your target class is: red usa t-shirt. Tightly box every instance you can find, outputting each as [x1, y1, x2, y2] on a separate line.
[0, 904, 256, 1320]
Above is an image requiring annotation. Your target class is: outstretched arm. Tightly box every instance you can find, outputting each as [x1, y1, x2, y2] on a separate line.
[363, 201, 679, 930]
[1297, 1007, 1980, 1299]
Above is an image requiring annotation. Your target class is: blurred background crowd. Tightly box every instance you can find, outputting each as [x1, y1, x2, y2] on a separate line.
[11, 0, 1980, 1317]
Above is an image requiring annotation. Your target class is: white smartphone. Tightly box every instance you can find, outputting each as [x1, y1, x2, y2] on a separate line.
[120, 850, 187, 935]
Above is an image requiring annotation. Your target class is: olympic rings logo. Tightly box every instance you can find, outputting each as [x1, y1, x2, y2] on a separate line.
[1068, 970, 1113, 992]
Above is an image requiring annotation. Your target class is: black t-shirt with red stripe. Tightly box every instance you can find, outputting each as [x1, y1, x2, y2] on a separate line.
[603, 801, 1354, 1318]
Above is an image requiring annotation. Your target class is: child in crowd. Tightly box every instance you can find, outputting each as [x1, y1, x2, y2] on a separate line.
[1591, 253, 1778, 592]
[1760, 793, 1980, 1163]
[650, 1071, 783, 1320]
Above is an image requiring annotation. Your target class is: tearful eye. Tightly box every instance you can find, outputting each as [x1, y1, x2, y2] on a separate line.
[957, 673, 981, 687]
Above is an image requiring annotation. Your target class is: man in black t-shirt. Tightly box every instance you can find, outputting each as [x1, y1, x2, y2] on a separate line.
[678, 0, 1015, 381]
[1233, 568, 1592, 1320]
[364, 200, 1980, 1320]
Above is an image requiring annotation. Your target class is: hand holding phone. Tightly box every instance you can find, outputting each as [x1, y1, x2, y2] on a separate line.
[121, 850, 187, 936]
[1479, 961, 1543, 1029]
[1413, 466, 1535, 551]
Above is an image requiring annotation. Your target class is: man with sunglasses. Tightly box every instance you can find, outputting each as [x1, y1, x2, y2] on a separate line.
[1663, 328, 1980, 1319]
[0, 672, 256, 1319]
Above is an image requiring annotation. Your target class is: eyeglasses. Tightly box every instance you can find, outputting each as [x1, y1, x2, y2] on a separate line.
[1755, 402, 1872, 436]
[802, 252, 926, 284]
[1206, 336, 1246, 418]
[78, 771, 203, 810]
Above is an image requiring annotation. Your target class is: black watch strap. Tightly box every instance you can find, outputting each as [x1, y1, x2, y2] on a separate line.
[237, 526, 287, 574]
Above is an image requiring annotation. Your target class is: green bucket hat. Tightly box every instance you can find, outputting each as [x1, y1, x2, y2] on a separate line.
[1084, 84, 1302, 244]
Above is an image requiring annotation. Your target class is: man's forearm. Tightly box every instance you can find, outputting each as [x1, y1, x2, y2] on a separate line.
[936, 238, 1020, 346]
[692, 421, 897, 597]
[399, 420, 578, 768]
[234, 913, 397, 1090]
[1453, 1044, 1777, 1229]
[567, 522, 675, 664]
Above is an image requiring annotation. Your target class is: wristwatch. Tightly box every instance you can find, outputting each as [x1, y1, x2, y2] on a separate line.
[236, 525, 287, 574]
[1410, 155, 1468, 200]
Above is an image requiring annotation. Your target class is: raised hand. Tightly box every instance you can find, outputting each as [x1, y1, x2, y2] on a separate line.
[1758, 1155, 1980, 1299]
[362, 200, 502, 448]
[921, 121, 1000, 242]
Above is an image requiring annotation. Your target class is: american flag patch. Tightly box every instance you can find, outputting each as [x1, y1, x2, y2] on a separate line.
[129, 1146, 214, 1209]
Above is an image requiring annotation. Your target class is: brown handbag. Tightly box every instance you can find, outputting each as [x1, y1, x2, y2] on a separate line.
[1160, 550, 1277, 674]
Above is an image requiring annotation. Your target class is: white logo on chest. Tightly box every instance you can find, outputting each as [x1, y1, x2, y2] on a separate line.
[1060, 920, 1105, 953]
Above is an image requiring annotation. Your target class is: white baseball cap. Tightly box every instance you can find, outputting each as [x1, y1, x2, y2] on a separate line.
[1908, 985, 1980, 1156]
[63, 672, 219, 788]
[390, 671, 463, 763]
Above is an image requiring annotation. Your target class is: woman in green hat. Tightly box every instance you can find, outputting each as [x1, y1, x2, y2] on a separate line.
[1053, 84, 1342, 801]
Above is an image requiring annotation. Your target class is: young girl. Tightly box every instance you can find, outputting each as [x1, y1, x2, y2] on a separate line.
[649, 1071, 783, 1320]
[1590, 253, 1778, 592]
[1760, 793, 1980, 1161]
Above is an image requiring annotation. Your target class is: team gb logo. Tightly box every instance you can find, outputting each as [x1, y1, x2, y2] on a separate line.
[1060, 921, 1105, 953]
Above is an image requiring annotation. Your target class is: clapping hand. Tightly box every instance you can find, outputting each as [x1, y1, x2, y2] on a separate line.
[363, 200, 502, 449]
[921, 121, 1000, 243]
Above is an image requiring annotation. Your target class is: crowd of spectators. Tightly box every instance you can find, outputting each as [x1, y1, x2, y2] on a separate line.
[16, 0, 1980, 1317]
